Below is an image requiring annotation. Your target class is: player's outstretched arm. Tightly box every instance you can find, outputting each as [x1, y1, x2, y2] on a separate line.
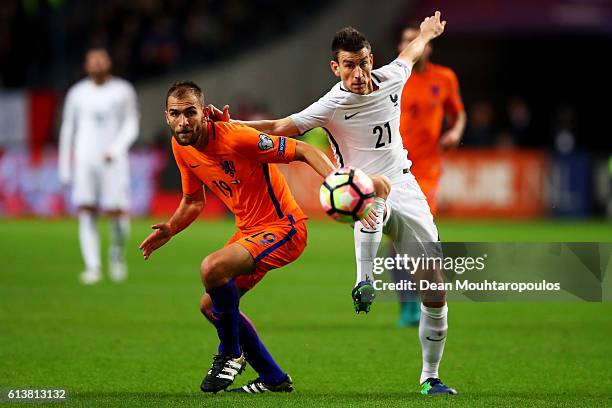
[294, 141, 336, 178]
[206, 104, 301, 136]
[139, 189, 205, 260]
[398, 11, 446, 67]
[241, 117, 301, 136]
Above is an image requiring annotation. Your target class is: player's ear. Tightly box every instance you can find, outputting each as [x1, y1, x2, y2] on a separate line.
[164, 110, 170, 125]
[330, 60, 340, 77]
[370, 53, 374, 66]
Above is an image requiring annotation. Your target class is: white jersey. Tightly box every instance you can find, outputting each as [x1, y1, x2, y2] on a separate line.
[291, 59, 412, 185]
[58, 77, 139, 182]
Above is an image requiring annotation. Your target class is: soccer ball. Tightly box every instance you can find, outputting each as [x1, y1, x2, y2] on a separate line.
[320, 167, 375, 223]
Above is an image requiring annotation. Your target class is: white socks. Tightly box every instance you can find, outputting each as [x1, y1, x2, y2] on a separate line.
[78, 211, 101, 273]
[78, 212, 129, 280]
[419, 303, 448, 384]
[354, 197, 386, 284]
[110, 215, 130, 263]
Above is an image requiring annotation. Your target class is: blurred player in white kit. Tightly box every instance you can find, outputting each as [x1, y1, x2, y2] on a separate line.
[58, 48, 139, 284]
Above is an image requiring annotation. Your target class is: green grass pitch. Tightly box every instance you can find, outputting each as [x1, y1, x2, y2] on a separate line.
[1, 218, 611, 407]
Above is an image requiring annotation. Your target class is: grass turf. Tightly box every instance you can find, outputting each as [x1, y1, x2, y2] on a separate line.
[1, 218, 611, 407]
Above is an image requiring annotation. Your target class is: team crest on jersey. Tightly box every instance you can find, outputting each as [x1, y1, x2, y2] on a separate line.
[258, 134, 274, 151]
[431, 85, 440, 97]
[390, 94, 399, 106]
[219, 160, 236, 178]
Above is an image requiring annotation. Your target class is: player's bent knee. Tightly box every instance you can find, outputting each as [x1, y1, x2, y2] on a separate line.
[199, 256, 215, 286]
[200, 255, 229, 288]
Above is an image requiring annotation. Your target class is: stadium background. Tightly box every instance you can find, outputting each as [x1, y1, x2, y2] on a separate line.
[1, 0, 611, 406]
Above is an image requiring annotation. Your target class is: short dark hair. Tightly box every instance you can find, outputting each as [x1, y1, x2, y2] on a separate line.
[331, 27, 371, 62]
[166, 81, 204, 106]
[86, 46, 110, 55]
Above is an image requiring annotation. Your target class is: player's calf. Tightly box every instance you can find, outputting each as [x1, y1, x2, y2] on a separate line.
[414, 266, 447, 306]
[198, 245, 256, 393]
[199, 293, 215, 322]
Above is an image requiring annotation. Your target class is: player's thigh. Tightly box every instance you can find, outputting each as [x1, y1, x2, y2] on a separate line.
[200, 243, 256, 286]
[72, 161, 99, 207]
[233, 220, 307, 292]
[100, 158, 129, 211]
[384, 185, 440, 255]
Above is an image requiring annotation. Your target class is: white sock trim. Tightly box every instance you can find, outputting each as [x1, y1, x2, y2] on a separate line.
[421, 303, 448, 319]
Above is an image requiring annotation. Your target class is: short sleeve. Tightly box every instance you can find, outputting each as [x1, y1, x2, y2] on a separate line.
[372, 59, 412, 85]
[289, 93, 337, 133]
[171, 139, 203, 194]
[443, 69, 465, 115]
[227, 123, 298, 164]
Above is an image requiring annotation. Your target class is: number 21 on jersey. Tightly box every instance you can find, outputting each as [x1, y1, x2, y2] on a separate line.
[373, 122, 392, 148]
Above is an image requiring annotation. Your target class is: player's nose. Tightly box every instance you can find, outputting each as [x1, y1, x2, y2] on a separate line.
[177, 114, 188, 126]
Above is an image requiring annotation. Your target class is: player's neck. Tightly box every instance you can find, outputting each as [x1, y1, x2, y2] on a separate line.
[414, 60, 428, 73]
[90, 74, 111, 85]
[193, 122, 211, 151]
[364, 79, 378, 95]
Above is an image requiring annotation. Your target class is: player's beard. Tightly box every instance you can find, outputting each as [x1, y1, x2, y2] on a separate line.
[90, 71, 110, 85]
[174, 128, 200, 146]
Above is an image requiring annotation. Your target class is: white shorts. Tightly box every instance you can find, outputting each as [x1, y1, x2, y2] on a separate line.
[72, 157, 130, 210]
[383, 172, 441, 257]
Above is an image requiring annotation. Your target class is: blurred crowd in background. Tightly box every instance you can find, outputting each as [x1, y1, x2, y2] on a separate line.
[1, 0, 327, 87]
[1, 0, 600, 151]
[1, 0, 610, 218]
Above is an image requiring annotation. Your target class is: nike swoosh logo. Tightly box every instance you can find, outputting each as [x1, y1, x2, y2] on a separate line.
[426, 336, 446, 342]
[359, 228, 379, 234]
[231, 180, 241, 184]
[189, 164, 200, 168]
[344, 112, 360, 120]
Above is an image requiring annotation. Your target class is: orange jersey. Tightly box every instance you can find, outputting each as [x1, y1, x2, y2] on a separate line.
[172, 121, 306, 230]
[400, 62, 464, 181]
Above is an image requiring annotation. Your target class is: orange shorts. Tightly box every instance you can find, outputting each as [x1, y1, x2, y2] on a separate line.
[228, 215, 307, 292]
